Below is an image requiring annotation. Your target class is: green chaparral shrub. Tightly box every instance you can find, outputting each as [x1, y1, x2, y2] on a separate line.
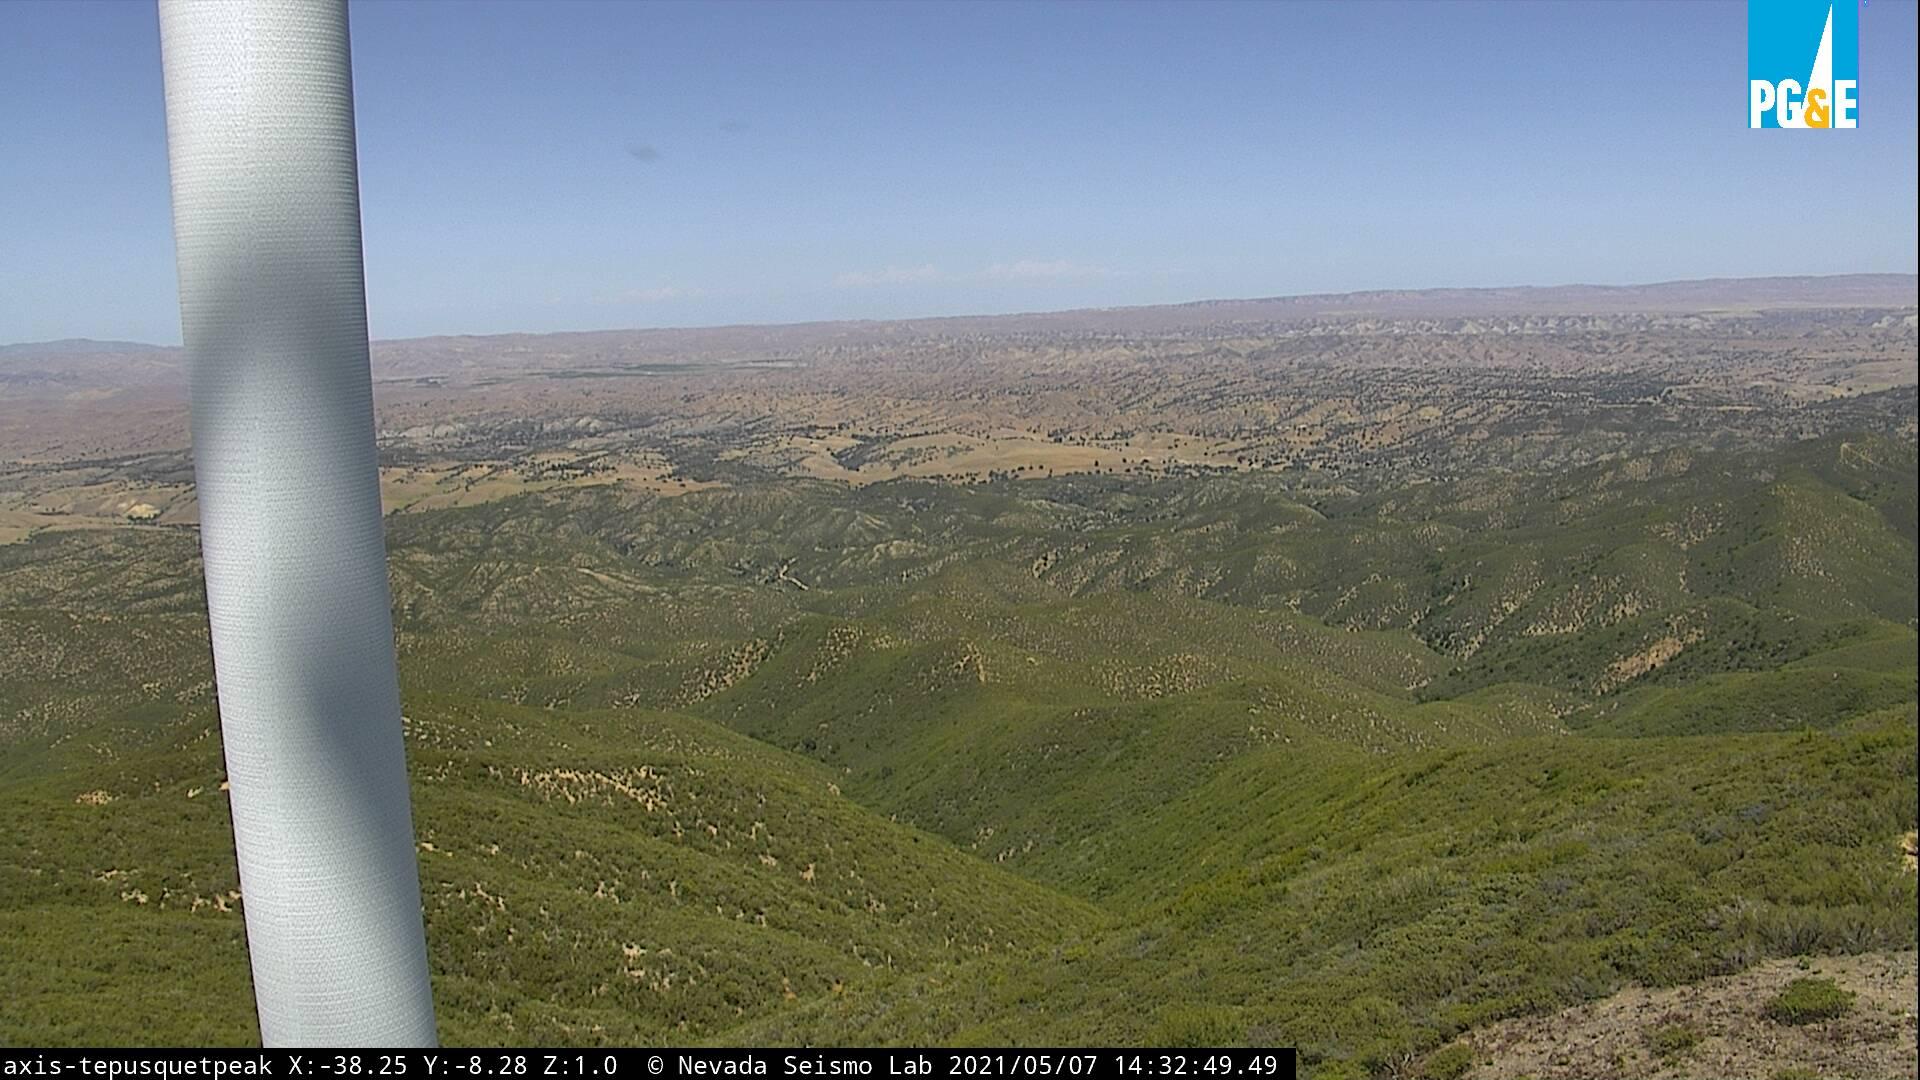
[1763, 978, 1855, 1024]
[1147, 1004, 1241, 1048]
[1645, 1021, 1702, 1059]
[1421, 1042, 1475, 1080]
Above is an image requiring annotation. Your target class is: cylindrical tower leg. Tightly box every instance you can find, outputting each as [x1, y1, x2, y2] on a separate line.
[157, 0, 437, 1047]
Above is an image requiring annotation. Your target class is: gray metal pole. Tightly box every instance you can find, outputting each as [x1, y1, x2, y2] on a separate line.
[157, 0, 436, 1046]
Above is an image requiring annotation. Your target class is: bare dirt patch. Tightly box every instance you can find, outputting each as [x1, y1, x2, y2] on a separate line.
[1457, 950, 1917, 1079]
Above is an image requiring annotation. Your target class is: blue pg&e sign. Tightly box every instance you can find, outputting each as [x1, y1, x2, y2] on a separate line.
[1749, 0, 1858, 128]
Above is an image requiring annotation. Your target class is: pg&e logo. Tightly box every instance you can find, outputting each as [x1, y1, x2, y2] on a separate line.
[1749, 0, 1859, 128]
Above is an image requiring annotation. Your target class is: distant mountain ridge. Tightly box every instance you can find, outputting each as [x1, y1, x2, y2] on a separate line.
[0, 338, 174, 358]
[1136, 273, 1919, 317]
[4, 273, 1914, 359]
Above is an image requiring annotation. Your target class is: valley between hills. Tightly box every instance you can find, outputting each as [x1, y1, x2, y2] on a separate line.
[2, 276, 1916, 1076]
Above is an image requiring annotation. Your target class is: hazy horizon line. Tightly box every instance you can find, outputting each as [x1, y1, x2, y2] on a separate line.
[8, 269, 1916, 352]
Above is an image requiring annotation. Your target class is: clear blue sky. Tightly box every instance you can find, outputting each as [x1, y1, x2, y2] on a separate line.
[2, 0, 1916, 344]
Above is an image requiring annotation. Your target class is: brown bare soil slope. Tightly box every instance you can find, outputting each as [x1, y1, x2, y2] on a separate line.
[1455, 951, 1918, 1080]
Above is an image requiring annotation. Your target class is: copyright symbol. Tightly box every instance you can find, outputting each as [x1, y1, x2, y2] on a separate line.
[647, 1057, 664, 1076]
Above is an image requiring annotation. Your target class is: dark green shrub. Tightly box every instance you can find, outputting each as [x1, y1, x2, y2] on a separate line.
[1421, 1042, 1475, 1080]
[1645, 1021, 1701, 1059]
[1763, 977, 1855, 1024]
[1148, 1004, 1240, 1047]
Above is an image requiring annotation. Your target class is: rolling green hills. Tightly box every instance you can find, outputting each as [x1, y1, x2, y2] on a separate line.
[1, 691, 1100, 1045]
[1, 432, 1914, 1072]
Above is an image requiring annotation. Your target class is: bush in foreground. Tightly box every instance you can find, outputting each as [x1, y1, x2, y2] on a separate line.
[1763, 977, 1855, 1025]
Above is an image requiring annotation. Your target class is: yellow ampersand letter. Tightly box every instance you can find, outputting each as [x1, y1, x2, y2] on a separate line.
[1804, 87, 1831, 128]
